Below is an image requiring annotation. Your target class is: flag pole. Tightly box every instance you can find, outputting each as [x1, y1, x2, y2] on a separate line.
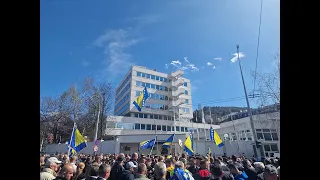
[67, 122, 76, 157]
[149, 136, 156, 156]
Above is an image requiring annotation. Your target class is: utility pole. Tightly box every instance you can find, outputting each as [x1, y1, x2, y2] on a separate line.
[100, 92, 106, 140]
[94, 102, 101, 141]
[236, 44, 260, 158]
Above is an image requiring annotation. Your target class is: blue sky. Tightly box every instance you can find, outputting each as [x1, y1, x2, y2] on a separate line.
[40, 0, 279, 110]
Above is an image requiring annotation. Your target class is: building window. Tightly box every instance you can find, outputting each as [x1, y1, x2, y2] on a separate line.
[160, 77, 164, 81]
[185, 99, 189, 104]
[151, 75, 155, 80]
[146, 74, 150, 79]
[137, 72, 141, 77]
[185, 90, 188, 95]
[156, 76, 160, 80]
[154, 115, 159, 119]
[167, 126, 171, 131]
[176, 126, 180, 131]
[152, 125, 156, 130]
[164, 78, 168, 82]
[136, 81, 141, 86]
[143, 114, 148, 118]
[164, 116, 168, 120]
[157, 125, 161, 130]
[135, 123, 140, 130]
[141, 73, 146, 78]
[184, 82, 187, 87]
[270, 144, 279, 151]
[162, 125, 167, 131]
[136, 91, 141, 96]
[139, 113, 144, 118]
[141, 124, 146, 130]
[147, 124, 151, 130]
[135, 113, 138, 118]
[181, 127, 185, 132]
[184, 108, 190, 113]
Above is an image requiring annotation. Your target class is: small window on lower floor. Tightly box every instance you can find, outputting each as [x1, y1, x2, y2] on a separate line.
[147, 124, 151, 130]
[162, 125, 167, 131]
[141, 124, 146, 130]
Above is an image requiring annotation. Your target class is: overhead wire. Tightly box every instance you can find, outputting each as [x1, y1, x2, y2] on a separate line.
[253, 0, 264, 94]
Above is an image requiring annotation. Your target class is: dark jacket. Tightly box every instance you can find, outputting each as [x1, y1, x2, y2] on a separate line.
[187, 166, 199, 175]
[120, 170, 135, 180]
[110, 162, 125, 180]
[193, 168, 211, 180]
[243, 167, 257, 180]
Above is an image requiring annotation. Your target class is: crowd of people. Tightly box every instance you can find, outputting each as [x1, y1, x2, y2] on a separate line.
[40, 152, 280, 180]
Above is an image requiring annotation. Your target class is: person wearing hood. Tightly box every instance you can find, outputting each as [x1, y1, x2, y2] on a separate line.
[193, 160, 210, 180]
[228, 163, 248, 180]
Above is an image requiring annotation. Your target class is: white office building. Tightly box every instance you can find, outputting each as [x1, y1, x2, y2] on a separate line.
[108, 65, 220, 154]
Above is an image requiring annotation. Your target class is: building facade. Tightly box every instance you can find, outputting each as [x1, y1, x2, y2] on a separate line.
[114, 65, 193, 121]
[216, 111, 280, 158]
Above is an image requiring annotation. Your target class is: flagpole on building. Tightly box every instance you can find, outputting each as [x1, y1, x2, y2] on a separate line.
[67, 122, 76, 157]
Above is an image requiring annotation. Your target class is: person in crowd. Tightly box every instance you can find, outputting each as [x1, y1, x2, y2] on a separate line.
[135, 163, 150, 180]
[228, 164, 248, 180]
[40, 157, 61, 180]
[263, 165, 278, 180]
[187, 158, 199, 175]
[70, 156, 78, 173]
[154, 162, 167, 180]
[110, 156, 125, 180]
[55, 164, 75, 180]
[253, 162, 265, 180]
[242, 159, 257, 180]
[169, 161, 192, 180]
[210, 163, 234, 180]
[193, 160, 211, 180]
[120, 161, 137, 180]
[165, 158, 174, 179]
[41, 155, 46, 171]
[73, 162, 86, 180]
[96, 164, 111, 180]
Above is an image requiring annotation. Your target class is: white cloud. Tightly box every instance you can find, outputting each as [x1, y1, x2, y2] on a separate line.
[92, 15, 159, 79]
[165, 57, 199, 72]
[230, 52, 245, 63]
[207, 62, 213, 66]
[214, 57, 222, 61]
[93, 28, 140, 77]
[212, 66, 216, 69]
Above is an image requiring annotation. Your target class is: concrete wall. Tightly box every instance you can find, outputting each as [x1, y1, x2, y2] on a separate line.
[44, 139, 255, 157]
[44, 141, 117, 154]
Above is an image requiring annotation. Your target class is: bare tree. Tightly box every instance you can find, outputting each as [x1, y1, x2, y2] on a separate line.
[251, 52, 280, 106]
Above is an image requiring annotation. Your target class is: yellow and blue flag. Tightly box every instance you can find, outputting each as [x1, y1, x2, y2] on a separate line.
[140, 138, 156, 149]
[210, 126, 224, 148]
[184, 134, 194, 155]
[133, 86, 149, 111]
[162, 134, 175, 148]
[69, 125, 87, 152]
